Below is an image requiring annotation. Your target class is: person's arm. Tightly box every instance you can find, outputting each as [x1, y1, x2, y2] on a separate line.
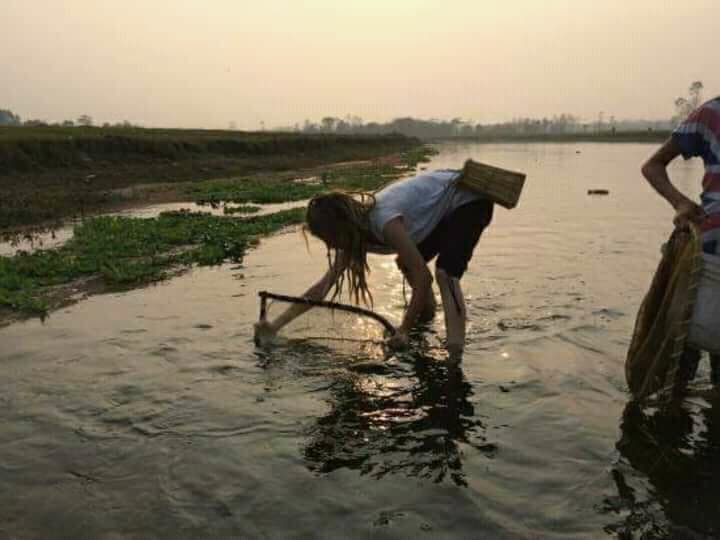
[641, 137, 705, 228]
[382, 217, 432, 347]
[254, 252, 348, 342]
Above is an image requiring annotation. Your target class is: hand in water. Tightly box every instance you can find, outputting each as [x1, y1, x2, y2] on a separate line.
[387, 329, 409, 350]
[254, 320, 277, 346]
[674, 199, 706, 230]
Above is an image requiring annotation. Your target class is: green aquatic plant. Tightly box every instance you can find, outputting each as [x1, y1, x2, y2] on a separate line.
[402, 145, 437, 165]
[0, 208, 305, 316]
[189, 179, 325, 205]
[0, 144, 436, 317]
[324, 147, 437, 192]
[187, 146, 436, 205]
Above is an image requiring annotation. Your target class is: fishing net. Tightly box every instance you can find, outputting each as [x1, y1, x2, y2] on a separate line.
[256, 291, 396, 350]
[626, 225, 703, 401]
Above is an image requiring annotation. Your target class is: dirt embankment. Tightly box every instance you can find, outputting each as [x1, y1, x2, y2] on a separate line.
[0, 127, 420, 232]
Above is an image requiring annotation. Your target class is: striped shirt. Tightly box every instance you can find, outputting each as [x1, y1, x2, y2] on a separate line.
[672, 97, 720, 255]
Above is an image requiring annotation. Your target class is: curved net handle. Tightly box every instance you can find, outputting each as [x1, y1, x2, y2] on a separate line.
[258, 291, 396, 335]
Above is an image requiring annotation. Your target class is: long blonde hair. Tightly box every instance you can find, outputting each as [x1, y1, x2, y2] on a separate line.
[305, 191, 376, 305]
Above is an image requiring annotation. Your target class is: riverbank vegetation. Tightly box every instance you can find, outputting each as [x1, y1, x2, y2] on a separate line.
[188, 145, 432, 206]
[0, 142, 434, 321]
[0, 126, 420, 230]
[0, 208, 306, 316]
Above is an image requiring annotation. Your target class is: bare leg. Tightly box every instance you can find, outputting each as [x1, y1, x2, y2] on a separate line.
[436, 268, 465, 362]
[396, 256, 436, 322]
[419, 288, 438, 323]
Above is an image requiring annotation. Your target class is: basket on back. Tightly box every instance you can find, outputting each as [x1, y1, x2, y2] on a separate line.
[457, 159, 526, 209]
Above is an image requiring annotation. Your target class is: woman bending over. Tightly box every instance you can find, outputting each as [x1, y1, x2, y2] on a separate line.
[254, 168, 494, 361]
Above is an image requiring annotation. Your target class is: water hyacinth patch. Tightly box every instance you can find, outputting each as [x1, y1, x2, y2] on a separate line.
[0, 208, 305, 315]
[189, 146, 437, 206]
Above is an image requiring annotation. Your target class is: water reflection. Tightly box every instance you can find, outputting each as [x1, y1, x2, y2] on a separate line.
[605, 397, 720, 537]
[297, 338, 496, 487]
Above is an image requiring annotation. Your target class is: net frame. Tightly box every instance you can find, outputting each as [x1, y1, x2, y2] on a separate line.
[258, 291, 396, 335]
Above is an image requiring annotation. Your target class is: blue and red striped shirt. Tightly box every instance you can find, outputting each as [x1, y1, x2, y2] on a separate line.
[673, 97, 720, 255]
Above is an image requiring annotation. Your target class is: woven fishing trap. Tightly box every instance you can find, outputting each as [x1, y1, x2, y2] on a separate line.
[456, 159, 527, 209]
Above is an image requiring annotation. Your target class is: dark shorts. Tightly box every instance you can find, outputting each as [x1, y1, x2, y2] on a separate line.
[417, 199, 493, 278]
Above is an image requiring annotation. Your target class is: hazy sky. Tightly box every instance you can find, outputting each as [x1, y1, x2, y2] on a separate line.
[2, 0, 718, 129]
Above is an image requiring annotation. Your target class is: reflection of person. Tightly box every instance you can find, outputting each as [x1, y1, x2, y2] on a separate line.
[609, 400, 720, 536]
[302, 348, 490, 486]
[641, 96, 720, 387]
[254, 169, 493, 360]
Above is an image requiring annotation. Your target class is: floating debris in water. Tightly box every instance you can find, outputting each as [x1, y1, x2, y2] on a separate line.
[588, 189, 610, 195]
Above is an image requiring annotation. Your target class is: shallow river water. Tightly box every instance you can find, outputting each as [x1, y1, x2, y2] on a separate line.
[1, 142, 714, 539]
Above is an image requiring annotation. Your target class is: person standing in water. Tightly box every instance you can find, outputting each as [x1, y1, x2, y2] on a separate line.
[641, 95, 720, 384]
[253, 168, 494, 360]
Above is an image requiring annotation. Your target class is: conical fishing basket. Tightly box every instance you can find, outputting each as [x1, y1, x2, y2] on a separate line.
[456, 159, 526, 209]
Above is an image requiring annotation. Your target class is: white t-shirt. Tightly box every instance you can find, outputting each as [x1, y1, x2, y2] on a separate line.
[367, 170, 481, 254]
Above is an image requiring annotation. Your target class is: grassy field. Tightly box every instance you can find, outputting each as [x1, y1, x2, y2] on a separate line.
[0, 126, 417, 174]
[0, 126, 421, 230]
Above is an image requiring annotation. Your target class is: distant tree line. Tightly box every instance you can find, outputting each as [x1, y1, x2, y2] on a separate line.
[287, 80, 708, 139]
[0, 109, 137, 128]
[0, 109, 22, 126]
[1, 79, 708, 134]
[292, 113, 675, 139]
